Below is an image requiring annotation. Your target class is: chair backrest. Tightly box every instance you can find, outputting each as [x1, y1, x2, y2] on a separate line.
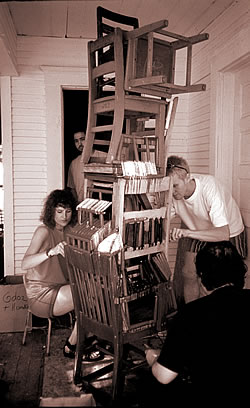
[65, 242, 175, 340]
[97, 6, 139, 38]
[81, 27, 125, 164]
[65, 246, 122, 342]
[96, 6, 139, 97]
[88, 27, 125, 99]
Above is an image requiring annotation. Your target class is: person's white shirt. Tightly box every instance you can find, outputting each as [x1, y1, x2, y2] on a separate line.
[171, 174, 244, 238]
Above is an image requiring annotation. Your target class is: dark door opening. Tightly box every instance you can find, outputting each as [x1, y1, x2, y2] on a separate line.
[63, 89, 89, 188]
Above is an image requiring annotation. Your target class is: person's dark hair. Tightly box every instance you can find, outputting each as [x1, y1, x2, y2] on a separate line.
[166, 155, 190, 179]
[196, 241, 248, 291]
[40, 189, 77, 228]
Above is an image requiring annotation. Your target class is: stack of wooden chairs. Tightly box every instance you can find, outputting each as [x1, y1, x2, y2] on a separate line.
[65, 6, 209, 404]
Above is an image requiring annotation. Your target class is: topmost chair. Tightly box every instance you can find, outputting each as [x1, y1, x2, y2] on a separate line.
[124, 24, 209, 98]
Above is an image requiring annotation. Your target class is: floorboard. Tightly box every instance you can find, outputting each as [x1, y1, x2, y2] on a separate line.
[0, 331, 45, 407]
[0, 323, 166, 407]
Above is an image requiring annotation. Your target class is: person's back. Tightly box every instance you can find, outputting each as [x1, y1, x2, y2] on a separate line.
[145, 241, 249, 405]
[165, 286, 250, 396]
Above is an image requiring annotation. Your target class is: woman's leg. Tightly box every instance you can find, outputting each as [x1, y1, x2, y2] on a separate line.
[53, 284, 77, 346]
[54, 284, 104, 361]
[53, 284, 74, 316]
[65, 321, 77, 349]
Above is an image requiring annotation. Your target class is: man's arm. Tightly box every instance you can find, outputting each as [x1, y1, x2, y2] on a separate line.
[67, 162, 78, 202]
[68, 187, 78, 203]
[170, 224, 230, 242]
[152, 361, 178, 384]
[145, 348, 178, 384]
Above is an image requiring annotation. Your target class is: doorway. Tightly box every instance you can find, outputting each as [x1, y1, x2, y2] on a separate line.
[63, 89, 88, 188]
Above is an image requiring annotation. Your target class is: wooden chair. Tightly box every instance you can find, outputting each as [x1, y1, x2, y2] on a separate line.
[65, 247, 174, 402]
[124, 23, 209, 98]
[65, 174, 176, 402]
[82, 24, 170, 174]
[96, 6, 139, 96]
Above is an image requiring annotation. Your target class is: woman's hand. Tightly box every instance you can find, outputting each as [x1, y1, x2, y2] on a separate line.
[49, 241, 67, 258]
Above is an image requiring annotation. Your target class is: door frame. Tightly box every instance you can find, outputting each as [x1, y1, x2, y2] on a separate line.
[41, 66, 88, 193]
[210, 24, 250, 192]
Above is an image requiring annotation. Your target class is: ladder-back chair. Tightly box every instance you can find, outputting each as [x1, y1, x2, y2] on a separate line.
[96, 6, 139, 96]
[82, 24, 170, 174]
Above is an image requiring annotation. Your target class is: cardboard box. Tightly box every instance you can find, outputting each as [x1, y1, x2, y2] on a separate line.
[0, 275, 28, 333]
[39, 395, 96, 407]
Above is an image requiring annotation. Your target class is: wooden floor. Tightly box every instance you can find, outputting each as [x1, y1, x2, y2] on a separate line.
[0, 330, 45, 408]
[0, 321, 166, 408]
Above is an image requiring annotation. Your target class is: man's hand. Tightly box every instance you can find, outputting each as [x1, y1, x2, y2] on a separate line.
[170, 227, 188, 241]
[145, 347, 161, 367]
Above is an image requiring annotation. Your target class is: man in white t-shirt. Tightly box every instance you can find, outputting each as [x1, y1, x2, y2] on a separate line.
[67, 131, 106, 203]
[166, 155, 247, 304]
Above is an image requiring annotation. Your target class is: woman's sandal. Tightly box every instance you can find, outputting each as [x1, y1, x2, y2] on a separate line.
[63, 337, 104, 362]
[82, 345, 104, 362]
[63, 338, 76, 359]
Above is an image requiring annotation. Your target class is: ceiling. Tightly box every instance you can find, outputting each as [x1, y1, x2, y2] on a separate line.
[6, 0, 236, 39]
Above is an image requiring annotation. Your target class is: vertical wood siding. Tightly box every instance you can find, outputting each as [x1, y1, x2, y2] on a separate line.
[12, 69, 47, 273]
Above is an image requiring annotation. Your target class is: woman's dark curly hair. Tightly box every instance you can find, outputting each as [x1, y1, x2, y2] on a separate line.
[40, 189, 77, 229]
[195, 241, 248, 291]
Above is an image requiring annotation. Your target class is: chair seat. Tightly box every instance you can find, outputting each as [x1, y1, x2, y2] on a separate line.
[127, 75, 206, 96]
[93, 93, 167, 115]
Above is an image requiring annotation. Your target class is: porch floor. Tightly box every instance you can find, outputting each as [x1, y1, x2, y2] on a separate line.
[0, 320, 166, 408]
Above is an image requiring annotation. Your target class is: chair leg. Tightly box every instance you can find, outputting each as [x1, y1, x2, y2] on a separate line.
[69, 311, 74, 329]
[73, 320, 85, 385]
[22, 309, 32, 346]
[46, 318, 52, 356]
[22, 309, 53, 356]
[112, 336, 124, 401]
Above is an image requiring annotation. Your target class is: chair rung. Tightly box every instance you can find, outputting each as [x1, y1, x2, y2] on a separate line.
[91, 125, 113, 132]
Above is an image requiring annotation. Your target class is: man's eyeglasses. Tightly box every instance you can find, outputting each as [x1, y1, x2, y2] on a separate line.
[167, 163, 188, 173]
